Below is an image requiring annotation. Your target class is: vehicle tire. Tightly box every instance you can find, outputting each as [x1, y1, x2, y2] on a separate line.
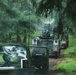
[55, 52, 60, 58]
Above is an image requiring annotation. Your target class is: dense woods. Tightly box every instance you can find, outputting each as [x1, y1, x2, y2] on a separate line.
[32, 0, 76, 36]
[0, 0, 76, 43]
[0, 0, 41, 43]
[0, 0, 76, 74]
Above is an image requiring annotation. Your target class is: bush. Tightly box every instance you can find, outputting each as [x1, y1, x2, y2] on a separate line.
[56, 58, 76, 72]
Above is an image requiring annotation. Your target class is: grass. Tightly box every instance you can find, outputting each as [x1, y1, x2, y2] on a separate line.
[63, 36, 76, 57]
[57, 58, 76, 72]
[56, 36, 76, 72]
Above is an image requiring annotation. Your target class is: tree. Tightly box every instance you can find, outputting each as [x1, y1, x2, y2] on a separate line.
[0, 0, 41, 43]
[31, 0, 76, 35]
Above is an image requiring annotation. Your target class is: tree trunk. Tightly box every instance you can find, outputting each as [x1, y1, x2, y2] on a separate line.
[8, 33, 11, 40]
[16, 26, 21, 43]
[23, 29, 27, 43]
[23, 36, 26, 43]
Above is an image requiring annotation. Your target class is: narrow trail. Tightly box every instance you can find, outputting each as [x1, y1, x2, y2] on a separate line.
[36, 49, 65, 75]
[49, 49, 64, 70]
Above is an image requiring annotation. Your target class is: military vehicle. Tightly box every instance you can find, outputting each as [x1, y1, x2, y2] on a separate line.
[0, 44, 35, 75]
[0, 44, 27, 68]
[32, 24, 61, 58]
[29, 46, 49, 72]
[32, 37, 60, 58]
[61, 32, 69, 49]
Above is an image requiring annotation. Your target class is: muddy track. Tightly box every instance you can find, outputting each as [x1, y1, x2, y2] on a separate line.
[49, 58, 63, 70]
[36, 49, 65, 75]
[49, 49, 64, 70]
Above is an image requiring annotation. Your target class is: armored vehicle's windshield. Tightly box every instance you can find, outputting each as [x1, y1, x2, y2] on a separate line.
[32, 47, 47, 55]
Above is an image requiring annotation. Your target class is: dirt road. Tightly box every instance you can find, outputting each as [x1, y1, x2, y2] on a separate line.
[49, 49, 64, 70]
[35, 49, 65, 75]
[49, 58, 63, 70]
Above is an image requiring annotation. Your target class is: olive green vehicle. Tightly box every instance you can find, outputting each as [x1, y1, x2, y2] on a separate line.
[33, 37, 61, 58]
[32, 24, 61, 58]
[29, 46, 49, 72]
[61, 32, 69, 49]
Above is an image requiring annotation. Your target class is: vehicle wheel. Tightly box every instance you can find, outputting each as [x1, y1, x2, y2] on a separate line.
[55, 52, 60, 58]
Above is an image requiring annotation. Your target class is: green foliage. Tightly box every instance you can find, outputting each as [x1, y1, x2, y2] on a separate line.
[33, 30, 42, 37]
[55, 73, 64, 75]
[57, 36, 76, 73]
[63, 36, 76, 57]
[57, 58, 76, 72]
[63, 46, 76, 57]
[0, 54, 4, 63]
[32, 0, 76, 36]
[66, 0, 76, 21]
[32, 0, 76, 20]
[0, 0, 41, 44]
